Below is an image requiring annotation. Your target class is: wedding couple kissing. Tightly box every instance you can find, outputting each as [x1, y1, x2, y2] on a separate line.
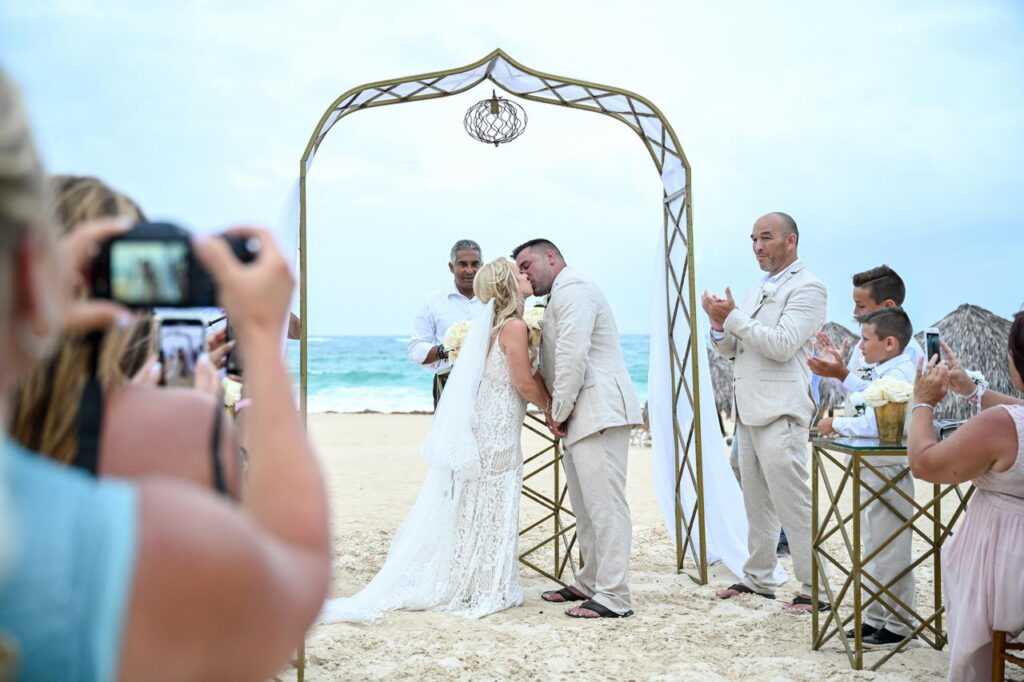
[319, 239, 642, 624]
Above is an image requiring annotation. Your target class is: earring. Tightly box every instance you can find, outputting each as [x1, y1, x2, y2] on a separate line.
[14, 297, 60, 360]
[14, 322, 56, 360]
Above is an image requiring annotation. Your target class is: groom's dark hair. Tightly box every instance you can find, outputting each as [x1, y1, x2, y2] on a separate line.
[511, 239, 563, 260]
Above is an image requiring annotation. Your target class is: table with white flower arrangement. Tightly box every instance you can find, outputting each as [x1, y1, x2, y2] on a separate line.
[809, 435, 973, 671]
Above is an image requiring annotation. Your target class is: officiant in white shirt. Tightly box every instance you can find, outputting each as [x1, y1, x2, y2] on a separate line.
[407, 239, 485, 406]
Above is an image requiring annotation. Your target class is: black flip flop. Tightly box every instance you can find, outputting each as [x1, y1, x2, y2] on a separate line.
[717, 583, 776, 600]
[565, 600, 633, 619]
[541, 587, 587, 603]
[782, 595, 831, 613]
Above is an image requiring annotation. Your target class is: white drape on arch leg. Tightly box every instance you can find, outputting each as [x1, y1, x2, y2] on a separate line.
[647, 238, 786, 584]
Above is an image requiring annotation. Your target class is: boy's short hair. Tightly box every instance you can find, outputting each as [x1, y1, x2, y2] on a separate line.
[856, 306, 913, 352]
[851, 265, 906, 305]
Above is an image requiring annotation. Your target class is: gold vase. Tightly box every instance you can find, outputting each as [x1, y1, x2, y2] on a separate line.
[875, 401, 908, 443]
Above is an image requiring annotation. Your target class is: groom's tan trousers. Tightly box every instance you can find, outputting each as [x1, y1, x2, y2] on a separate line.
[562, 425, 632, 614]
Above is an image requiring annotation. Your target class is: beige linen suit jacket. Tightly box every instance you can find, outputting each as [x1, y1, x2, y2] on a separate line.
[711, 262, 827, 428]
[540, 268, 643, 448]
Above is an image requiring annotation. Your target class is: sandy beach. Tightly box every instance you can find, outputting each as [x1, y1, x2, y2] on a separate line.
[287, 413, 953, 681]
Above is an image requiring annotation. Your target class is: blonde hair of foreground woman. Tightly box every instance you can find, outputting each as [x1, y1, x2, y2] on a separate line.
[0, 67, 329, 681]
[11, 175, 151, 464]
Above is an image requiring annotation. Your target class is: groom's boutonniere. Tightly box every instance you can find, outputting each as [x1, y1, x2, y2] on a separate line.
[758, 281, 778, 304]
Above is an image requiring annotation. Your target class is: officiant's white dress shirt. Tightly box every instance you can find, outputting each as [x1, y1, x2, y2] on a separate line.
[407, 284, 483, 375]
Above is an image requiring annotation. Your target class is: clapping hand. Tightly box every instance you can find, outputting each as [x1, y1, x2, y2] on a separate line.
[915, 354, 950, 406]
[807, 332, 849, 379]
[701, 288, 737, 332]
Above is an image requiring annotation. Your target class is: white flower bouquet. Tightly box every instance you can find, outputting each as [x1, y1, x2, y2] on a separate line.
[443, 321, 473, 362]
[523, 306, 544, 349]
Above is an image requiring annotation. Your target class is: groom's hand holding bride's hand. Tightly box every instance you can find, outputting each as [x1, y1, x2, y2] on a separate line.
[545, 412, 567, 439]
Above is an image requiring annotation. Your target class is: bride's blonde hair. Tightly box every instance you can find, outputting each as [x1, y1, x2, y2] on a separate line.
[473, 258, 523, 330]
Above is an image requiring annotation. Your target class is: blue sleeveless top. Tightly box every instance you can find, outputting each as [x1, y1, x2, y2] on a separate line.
[0, 439, 137, 681]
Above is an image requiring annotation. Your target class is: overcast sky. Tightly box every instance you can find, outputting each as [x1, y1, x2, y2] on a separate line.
[2, 0, 1021, 335]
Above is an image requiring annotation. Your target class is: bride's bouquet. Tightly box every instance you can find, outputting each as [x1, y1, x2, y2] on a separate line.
[443, 307, 544, 366]
[443, 321, 473, 362]
[524, 306, 544, 350]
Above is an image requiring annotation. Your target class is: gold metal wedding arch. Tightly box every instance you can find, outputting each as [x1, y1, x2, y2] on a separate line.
[296, 49, 708, 587]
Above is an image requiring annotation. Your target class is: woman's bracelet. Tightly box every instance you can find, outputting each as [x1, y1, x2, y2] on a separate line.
[911, 402, 935, 412]
[968, 383, 988, 406]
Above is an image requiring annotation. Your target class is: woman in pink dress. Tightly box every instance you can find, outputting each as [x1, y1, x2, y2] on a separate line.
[908, 313, 1024, 682]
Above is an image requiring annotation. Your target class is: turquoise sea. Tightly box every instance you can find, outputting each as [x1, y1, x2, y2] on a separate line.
[286, 335, 650, 413]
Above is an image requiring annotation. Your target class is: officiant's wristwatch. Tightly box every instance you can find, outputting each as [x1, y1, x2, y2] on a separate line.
[435, 345, 449, 361]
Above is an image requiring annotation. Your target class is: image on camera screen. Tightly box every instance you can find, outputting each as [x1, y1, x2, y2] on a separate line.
[110, 241, 189, 305]
[160, 322, 204, 388]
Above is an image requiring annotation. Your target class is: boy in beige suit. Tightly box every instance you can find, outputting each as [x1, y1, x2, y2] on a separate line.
[702, 212, 829, 612]
[513, 239, 642, 618]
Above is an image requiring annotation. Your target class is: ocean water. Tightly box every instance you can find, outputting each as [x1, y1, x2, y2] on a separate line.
[286, 334, 650, 413]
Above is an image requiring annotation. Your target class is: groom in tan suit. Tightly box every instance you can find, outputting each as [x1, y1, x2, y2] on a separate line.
[513, 239, 642, 619]
[703, 212, 828, 612]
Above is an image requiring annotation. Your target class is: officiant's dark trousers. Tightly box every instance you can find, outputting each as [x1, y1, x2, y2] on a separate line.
[432, 372, 449, 408]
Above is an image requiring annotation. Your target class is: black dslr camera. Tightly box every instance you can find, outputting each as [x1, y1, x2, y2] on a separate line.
[91, 222, 258, 308]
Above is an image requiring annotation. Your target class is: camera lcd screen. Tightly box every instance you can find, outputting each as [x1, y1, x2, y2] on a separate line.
[110, 240, 189, 305]
[159, 320, 205, 388]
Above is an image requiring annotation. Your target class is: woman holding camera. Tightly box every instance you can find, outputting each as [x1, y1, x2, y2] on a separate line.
[909, 327, 1024, 681]
[0, 69, 329, 680]
[11, 174, 243, 497]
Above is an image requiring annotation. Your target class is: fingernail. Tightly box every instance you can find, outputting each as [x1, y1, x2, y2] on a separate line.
[114, 311, 134, 329]
[198, 353, 210, 365]
[150, 362, 162, 378]
[115, 216, 134, 229]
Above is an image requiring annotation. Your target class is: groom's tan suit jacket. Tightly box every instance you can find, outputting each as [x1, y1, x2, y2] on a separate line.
[540, 268, 642, 448]
[711, 261, 826, 428]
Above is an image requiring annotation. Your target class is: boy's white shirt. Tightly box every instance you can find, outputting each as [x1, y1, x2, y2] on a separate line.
[838, 336, 925, 396]
[832, 353, 918, 438]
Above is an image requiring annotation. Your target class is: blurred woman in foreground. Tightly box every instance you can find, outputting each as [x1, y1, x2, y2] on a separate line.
[0, 68, 329, 680]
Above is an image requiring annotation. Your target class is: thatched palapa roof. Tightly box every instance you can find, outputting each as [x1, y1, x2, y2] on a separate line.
[914, 303, 1023, 420]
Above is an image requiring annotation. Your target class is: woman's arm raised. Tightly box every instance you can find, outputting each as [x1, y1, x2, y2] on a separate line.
[118, 228, 329, 681]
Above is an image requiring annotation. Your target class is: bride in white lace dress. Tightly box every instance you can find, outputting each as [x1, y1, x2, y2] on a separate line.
[319, 258, 551, 624]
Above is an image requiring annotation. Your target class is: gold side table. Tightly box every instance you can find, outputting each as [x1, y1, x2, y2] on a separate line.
[811, 436, 973, 670]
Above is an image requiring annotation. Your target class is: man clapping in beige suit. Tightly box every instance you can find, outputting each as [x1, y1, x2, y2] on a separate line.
[513, 239, 642, 619]
[703, 212, 829, 612]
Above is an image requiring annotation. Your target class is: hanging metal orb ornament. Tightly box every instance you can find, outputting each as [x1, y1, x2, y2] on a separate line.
[464, 90, 527, 147]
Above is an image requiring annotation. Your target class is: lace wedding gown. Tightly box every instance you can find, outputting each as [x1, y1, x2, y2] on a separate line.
[318, 341, 527, 624]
